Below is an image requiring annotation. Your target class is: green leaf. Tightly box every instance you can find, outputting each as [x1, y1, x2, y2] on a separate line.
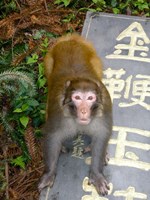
[27, 99, 39, 107]
[20, 116, 29, 127]
[22, 104, 29, 111]
[26, 54, 38, 64]
[38, 77, 46, 88]
[113, 8, 120, 14]
[13, 108, 23, 113]
[38, 63, 44, 76]
[11, 156, 26, 169]
[92, 0, 97, 3]
[41, 38, 49, 48]
[64, 0, 71, 7]
[54, 0, 71, 7]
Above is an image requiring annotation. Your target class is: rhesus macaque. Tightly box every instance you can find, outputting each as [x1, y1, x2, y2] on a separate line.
[38, 34, 112, 196]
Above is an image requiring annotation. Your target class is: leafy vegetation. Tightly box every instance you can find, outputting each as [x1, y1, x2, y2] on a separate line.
[54, 0, 149, 16]
[0, 29, 55, 198]
[0, 31, 54, 159]
[0, 0, 149, 199]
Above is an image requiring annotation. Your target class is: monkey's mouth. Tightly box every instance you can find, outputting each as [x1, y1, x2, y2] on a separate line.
[78, 118, 91, 125]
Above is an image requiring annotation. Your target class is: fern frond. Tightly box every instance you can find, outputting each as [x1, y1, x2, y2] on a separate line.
[0, 71, 36, 96]
[0, 84, 16, 94]
[0, 113, 14, 133]
[25, 124, 37, 162]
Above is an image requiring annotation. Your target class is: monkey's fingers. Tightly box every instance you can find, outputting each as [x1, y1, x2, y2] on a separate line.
[89, 173, 110, 196]
[97, 179, 110, 196]
[38, 173, 55, 192]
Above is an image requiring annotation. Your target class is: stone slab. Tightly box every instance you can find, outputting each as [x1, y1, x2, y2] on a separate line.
[40, 12, 150, 200]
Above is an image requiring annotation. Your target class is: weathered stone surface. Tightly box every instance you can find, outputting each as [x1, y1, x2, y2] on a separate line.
[40, 12, 150, 200]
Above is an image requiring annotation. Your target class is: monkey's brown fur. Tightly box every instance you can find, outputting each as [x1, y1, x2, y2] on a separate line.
[39, 34, 112, 196]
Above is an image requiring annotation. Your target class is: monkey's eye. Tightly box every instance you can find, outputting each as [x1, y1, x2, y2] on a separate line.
[75, 95, 81, 100]
[87, 96, 94, 100]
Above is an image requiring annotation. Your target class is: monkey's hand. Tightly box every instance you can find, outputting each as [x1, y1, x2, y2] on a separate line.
[89, 172, 110, 196]
[38, 172, 55, 192]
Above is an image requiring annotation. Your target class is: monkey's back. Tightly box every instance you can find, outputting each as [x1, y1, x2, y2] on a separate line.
[51, 34, 102, 80]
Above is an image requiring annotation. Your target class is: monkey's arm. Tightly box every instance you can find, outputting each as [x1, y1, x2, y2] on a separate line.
[38, 131, 62, 191]
[89, 115, 112, 195]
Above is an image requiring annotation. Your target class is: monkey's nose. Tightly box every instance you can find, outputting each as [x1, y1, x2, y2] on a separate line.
[81, 108, 87, 114]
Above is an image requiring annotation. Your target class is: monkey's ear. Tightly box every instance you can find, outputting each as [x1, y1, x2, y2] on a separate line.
[65, 80, 71, 88]
[95, 81, 100, 88]
[92, 79, 101, 89]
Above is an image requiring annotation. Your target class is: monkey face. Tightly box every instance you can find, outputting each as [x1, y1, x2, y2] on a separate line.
[70, 90, 97, 125]
[63, 79, 102, 125]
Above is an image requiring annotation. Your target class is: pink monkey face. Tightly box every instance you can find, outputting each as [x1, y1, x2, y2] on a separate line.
[71, 91, 97, 125]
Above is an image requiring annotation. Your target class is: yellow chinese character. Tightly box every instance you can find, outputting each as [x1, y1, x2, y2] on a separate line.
[72, 135, 84, 158]
[119, 75, 150, 110]
[109, 126, 150, 171]
[103, 68, 150, 110]
[106, 22, 150, 63]
[103, 68, 126, 102]
[114, 186, 147, 200]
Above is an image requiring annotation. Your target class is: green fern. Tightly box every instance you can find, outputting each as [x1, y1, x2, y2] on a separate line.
[0, 70, 36, 96]
[0, 70, 36, 132]
[0, 84, 16, 95]
[0, 113, 13, 133]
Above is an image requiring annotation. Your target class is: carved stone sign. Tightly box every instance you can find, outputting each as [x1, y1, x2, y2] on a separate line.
[40, 12, 150, 200]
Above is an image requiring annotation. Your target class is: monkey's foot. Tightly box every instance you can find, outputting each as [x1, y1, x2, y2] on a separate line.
[89, 172, 110, 196]
[38, 173, 55, 192]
